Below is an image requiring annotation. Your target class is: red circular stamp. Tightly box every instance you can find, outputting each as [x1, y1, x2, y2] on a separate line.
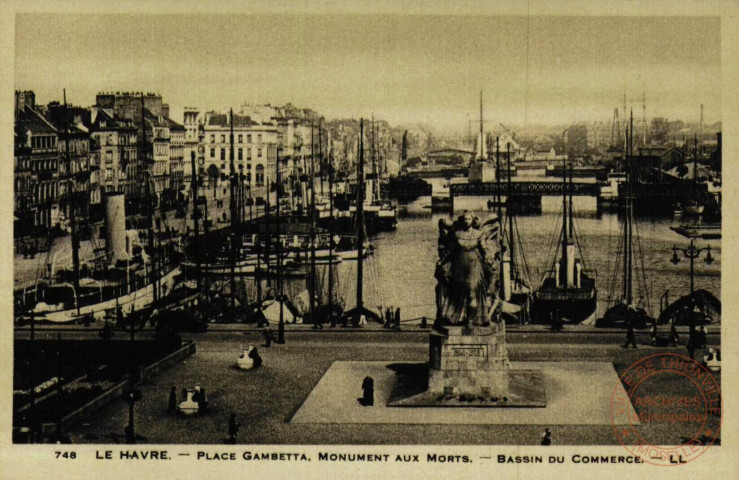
[610, 353, 722, 466]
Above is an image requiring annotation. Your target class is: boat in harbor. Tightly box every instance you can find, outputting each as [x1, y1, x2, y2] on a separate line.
[670, 223, 721, 239]
[531, 160, 597, 324]
[498, 141, 533, 324]
[596, 118, 654, 329]
[341, 118, 382, 325]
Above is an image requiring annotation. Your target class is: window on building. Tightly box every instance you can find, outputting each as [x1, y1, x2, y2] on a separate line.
[238, 148, 243, 160]
[258, 134, 262, 143]
[105, 152, 113, 164]
[247, 148, 252, 160]
[210, 134, 215, 143]
[255, 164, 265, 187]
[247, 134, 252, 143]
[258, 148, 263, 158]
[210, 148, 215, 158]
[221, 135, 225, 143]
[220, 149, 225, 161]
[238, 134, 243, 143]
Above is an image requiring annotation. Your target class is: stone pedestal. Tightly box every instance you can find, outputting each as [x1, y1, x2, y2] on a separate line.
[428, 325, 511, 399]
[389, 323, 546, 407]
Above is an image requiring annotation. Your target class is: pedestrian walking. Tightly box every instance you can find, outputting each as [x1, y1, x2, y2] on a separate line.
[168, 386, 177, 414]
[263, 326, 273, 347]
[686, 342, 695, 359]
[622, 320, 637, 348]
[394, 307, 401, 331]
[226, 413, 241, 444]
[384, 308, 392, 329]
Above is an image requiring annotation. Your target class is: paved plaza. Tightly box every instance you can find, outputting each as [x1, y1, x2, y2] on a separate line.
[52, 331, 720, 446]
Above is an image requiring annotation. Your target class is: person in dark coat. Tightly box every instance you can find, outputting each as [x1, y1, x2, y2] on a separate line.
[226, 413, 241, 444]
[168, 386, 177, 414]
[263, 326, 273, 347]
[394, 308, 401, 331]
[248, 347, 263, 368]
[622, 320, 637, 348]
[197, 388, 208, 414]
[359, 376, 374, 406]
[384, 308, 392, 329]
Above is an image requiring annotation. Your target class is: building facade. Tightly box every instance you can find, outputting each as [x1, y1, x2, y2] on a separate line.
[202, 111, 279, 200]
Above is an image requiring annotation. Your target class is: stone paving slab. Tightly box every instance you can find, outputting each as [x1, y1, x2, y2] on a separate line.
[290, 361, 637, 426]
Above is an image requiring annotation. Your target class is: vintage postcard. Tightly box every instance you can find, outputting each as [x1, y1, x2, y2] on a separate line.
[1, 1, 737, 479]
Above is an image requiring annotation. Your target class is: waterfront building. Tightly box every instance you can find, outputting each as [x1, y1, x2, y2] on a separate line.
[88, 108, 138, 199]
[183, 107, 201, 181]
[202, 111, 279, 201]
[14, 91, 60, 237]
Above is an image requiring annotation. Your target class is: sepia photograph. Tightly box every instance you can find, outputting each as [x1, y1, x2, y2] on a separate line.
[4, 2, 735, 477]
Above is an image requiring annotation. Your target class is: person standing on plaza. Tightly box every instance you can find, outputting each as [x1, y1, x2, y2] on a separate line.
[384, 308, 392, 329]
[622, 320, 637, 348]
[168, 386, 177, 414]
[394, 307, 401, 331]
[226, 413, 241, 444]
[197, 387, 208, 414]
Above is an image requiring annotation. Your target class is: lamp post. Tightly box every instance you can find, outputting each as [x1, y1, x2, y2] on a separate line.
[670, 238, 714, 295]
[670, 238, 714, 335]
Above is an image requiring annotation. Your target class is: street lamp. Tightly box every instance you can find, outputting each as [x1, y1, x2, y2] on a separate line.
[670, 238, 714, 337]
[670, 238, 714, 295]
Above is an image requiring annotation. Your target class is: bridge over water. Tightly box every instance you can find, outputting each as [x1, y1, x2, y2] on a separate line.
[450, 179, 600, 197]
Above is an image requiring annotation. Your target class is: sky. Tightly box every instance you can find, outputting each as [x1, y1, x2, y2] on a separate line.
[15, 14, 721, 133]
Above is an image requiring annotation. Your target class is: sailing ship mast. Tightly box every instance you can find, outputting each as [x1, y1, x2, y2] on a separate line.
[229, 109, 236, 310]
[62, 90, 81, 314]
[140, 94, 157, 306]
[276, 148, 285, 343]
[507, 143, 515, 278]
[309, 123, 317, 323]
[327, 146, 335, 309]
[625, 112, 634, 305]
[190, 151, 201, 293]
[479, 90, 485, 160]
[356, 119, 366, 316]
[560, 156, 568, 288]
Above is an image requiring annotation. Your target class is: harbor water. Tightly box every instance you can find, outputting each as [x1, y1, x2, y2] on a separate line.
[325, 196, 721, 322]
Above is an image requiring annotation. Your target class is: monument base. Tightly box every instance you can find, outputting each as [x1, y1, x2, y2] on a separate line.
[388, 324, 546, 408]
